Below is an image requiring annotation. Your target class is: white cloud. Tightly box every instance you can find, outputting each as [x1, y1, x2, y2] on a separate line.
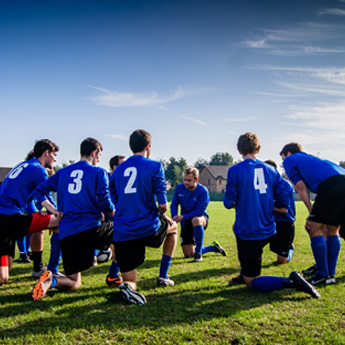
[221, 116, 258, 122]
[318, 8, 345, 16]
[107, 134, 128, 141]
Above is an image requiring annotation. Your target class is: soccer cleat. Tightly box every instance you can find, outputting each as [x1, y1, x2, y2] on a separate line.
[32, 270, 53, 301]
[53, 271, 65, 278]
[302, 264, 318, 276]
[212, 241, 227, 256]
[32, 265, 47, 278]
[307, 273, 334, 286]
[157, 276, 174, 287]
[193, 253, 203, 262]
[18, 253, 31, 263]
[106, 274, 123, 287]
[231, 274, 245, 285]
[289, 271, 320, 298]
[119, 282, 147, 305]
[328, 275, 336, 284]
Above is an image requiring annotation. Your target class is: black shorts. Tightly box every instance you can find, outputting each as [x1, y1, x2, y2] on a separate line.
[114, 218, 169, 273]
[180, 217, 208, 246]
[269, 222, 295, 257]
[310, 175, 345, 227]
[236, 236, 272, 277]
[60, 221, 113, 276]
[0, 213, 33, 257]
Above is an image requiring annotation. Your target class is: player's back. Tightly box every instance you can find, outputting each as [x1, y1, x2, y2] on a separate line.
[112, 155, 167, 241]
[0, 158, 47, 215]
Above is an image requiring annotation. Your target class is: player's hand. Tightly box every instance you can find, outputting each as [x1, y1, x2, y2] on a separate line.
[305, 216, 311, 233]
[54, 211, 63, 221]
[163, 214, 174, 226]
[39, 211, 48, 217]
[172, 215, 183, 223]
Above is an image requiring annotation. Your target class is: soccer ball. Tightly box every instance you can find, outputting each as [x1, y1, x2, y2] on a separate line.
[97, 248, 112, 263]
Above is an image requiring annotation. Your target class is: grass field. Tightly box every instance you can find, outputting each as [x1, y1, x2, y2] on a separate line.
[1, 201, 345, 344]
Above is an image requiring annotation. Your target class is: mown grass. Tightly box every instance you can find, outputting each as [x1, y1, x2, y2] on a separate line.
[1, 201, 345, 344]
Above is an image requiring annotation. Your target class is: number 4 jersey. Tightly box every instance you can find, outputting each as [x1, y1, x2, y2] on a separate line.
[224, 159, 290, 240]
[33, 160, 114, 240]
[111, 155, 167, 242]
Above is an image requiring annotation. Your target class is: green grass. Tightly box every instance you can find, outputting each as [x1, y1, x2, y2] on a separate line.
[1, 201, 345, 344]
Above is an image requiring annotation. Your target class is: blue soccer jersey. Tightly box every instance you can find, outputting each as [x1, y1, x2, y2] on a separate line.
[283, 152, 345, 194]
[170, 183, 209, 227]
[112, 155, 167, 241]
[224, 159, 290, 240]
[273, 179, 296, 223]
[33, 160, 114, 240]
[0, 158, 49, 215]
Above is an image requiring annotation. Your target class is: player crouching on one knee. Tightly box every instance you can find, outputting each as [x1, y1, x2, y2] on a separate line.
[170, 167, 227, 262]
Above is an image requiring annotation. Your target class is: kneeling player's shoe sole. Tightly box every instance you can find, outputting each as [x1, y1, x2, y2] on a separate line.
[193, 253, 203, 262]
[157, 276, 174, 287]
[289, 271, 320, 298]
[212, 241, 227, 256]
[119, 282, 147, 305]
[106, 274, 123, 287]
[302, 264, 318, 276]
[32, 270, 53, 301]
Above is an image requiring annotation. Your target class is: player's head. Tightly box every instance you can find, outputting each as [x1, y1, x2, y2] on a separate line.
[237, 132, 261, 156]
[109, 155, 125, 171]
[34, 139, 59, 169]
[264, 159, 277, 169]
[129, 129, 152, 155]
[183, 167, 199, 190]
[280, 142, 303, 160]
[80, 137, 103, 166]
[25, 150, 35, 161]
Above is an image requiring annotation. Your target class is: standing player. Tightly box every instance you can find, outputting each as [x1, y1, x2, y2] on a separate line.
[31, 138, 115, 300]
[112, 129, 178, 305]
[280, 142, 345, 285]
[0, 139, 61, 285]
[170, 166, 226, 262]
[224, 132, 319, 298]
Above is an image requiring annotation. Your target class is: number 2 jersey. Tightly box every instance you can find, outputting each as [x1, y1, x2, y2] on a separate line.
[33, 160, 114, 240]
[111, 155, 167, 242]
[224, 159, 290, 240]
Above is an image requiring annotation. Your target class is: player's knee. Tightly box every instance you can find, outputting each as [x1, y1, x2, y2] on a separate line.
[191, 217, 202, 227]
[277, 256, 288, 264]
[70, 281, 81, 291]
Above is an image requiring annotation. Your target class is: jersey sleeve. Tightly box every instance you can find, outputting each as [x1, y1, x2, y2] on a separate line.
[170, 186, 180, 218]
[283, 157, 302, 186]
[224, 167, 237, 209]
[273, 174, 290, 210]
[96, 169, 115, 213]
[152, 162, 167, 205]
[183, 186, 209, 220]
[33, 173, 59, 206]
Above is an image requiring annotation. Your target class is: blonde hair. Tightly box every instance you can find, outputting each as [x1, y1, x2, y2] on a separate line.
[184, 167, 199, 180]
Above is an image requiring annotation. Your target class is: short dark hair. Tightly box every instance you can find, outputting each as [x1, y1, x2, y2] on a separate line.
[34, 139, 59, 158]
[265, 159, 277, 169]
[129, 129, 152, 153]
[80, 137, 103, 157]
[109, 155, 125, 169]
[237, 132, 261, 155]
[280, 142, 303, 156]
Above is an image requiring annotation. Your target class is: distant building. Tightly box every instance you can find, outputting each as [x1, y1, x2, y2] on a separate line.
[199, 165, 231, 193]
[0, 167, 12, 185]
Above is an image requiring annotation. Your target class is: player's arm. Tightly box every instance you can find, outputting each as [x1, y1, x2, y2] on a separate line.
[224, 168, 237, 209]
[170, 186, 183, 223]
[96, 169, 115, 218]
[182, 187, 209, 220]
[295, 180, 312, 213]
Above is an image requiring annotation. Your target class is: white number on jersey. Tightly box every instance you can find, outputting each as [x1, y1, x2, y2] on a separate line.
[9, 163, 29, 179]
[124, 167, 137, 194]
[68, 170, 84, 194]
[254, 168, 268, 194]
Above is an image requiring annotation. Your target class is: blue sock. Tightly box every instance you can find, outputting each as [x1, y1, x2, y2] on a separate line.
[194, 225, 204, 255]
[251, 276, 284, 292]
[311, 236, 329, 277]
[50, 276, 57, 289]
[17, 239, 25, 253]
[159, 255, 172, 279]
[94, 249, 99, 256]
[108, 261, 120, 278]
[327, 235, 341, 276]
[47, 232, 61, 275]
[26, 234, 31, 252]
[202, 245, 216, 254]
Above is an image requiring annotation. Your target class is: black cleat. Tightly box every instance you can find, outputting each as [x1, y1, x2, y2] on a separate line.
[212, 241, 227, 256]
[307, 273, 334, 286]
[231, 274, 245, 285]
[302, 264, 318, 276]
[289, 271, 320, 298]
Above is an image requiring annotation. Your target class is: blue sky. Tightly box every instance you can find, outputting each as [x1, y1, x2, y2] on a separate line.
[1, 0, 345, 170]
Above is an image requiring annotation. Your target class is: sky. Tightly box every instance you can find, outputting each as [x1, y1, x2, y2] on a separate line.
[1, 0, 345, 171]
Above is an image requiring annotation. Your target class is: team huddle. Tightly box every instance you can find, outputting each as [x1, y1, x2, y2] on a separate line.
[1, 129, 345, 304]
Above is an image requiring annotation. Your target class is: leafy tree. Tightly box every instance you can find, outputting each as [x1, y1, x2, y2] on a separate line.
[209, 152, 234, 166]
[164, 156, 188, 188]
[194, 158, 209, 172]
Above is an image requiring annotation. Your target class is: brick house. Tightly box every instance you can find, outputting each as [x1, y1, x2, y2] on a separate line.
[0, 167, 12, 185]
[199, 165, 230, 193]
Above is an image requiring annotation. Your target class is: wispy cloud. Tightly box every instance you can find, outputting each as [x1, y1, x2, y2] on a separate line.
[106, 134, 128, 141]
[221, 116, 258, 122]
[318, 8, 345, 16]
[88, 85, 212, 108]
[241, 23, 345, 56]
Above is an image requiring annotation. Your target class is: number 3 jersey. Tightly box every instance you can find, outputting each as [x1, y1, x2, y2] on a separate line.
[111, 155, 167, 242]
[224, 159, 290, 240]
[33, 160, 114, 240]
[0, 158, 49, 215]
